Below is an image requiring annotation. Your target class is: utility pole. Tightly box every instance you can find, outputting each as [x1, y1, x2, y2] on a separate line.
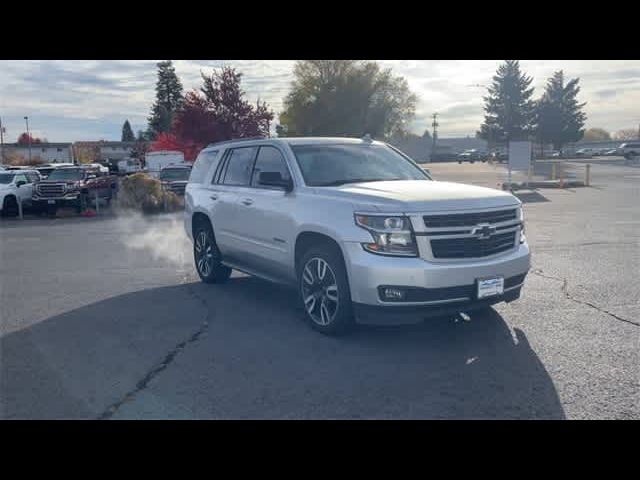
[431, 113, 439, 161]
[24, 116, 32, 162]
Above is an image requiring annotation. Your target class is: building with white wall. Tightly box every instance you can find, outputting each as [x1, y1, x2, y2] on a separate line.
[1, 142, 74, 164]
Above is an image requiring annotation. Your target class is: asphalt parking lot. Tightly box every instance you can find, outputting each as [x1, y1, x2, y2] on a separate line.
[1, 161, 638, 419]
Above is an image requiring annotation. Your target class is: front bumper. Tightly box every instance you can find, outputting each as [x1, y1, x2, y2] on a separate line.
[354, 287, 522, 325]
[32, 195, 81, 209]
[342, 240, 530, 324]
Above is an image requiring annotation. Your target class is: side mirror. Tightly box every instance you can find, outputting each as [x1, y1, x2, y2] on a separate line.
[16, 180, 26, 187]
[259, 171, 293, 192]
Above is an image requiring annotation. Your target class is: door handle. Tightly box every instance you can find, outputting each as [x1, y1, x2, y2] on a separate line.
[210, 194, 218, 200]
[241, 198, 253, 206]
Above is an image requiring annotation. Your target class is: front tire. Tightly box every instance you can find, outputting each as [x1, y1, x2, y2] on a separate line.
[193, 223, 231, 284]
[298, 245, 354, 335]
[2, 196, 19, 217]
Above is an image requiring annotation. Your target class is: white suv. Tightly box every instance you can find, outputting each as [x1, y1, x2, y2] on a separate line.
[185, 137, 530, 335]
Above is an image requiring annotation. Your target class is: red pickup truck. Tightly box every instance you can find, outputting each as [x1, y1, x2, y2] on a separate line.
[32, 165, 118, 214]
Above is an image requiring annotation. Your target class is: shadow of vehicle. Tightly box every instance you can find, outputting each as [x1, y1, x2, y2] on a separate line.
[1, 278, 565, 419]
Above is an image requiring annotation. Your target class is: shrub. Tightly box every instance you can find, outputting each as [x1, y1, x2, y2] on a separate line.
[116, 173, 183, 214]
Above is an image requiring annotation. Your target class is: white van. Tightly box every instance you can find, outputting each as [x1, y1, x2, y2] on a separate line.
[117, 158, 143, 175]
[145, 150, 185, 178]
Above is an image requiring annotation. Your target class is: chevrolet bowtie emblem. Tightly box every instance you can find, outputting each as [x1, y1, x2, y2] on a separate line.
[471, 224, 496, 239]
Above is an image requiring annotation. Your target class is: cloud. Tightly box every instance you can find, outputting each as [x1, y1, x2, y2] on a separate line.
[1, 60, 638, 142]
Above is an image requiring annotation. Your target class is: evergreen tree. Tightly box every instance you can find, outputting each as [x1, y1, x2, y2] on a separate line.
[121, 119, 135, 142]
[477, 60, 536, 147]
[147, 60, 184, 139]
[535, 71, 586, 152]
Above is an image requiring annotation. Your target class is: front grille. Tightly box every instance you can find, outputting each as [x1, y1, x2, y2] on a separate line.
[431, 231, 516, 259]
[423, 209, 517, 228]
[37, 183, 65, 197]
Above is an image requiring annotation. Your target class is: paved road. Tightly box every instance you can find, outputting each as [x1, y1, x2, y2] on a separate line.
[1, 163, 638, 419]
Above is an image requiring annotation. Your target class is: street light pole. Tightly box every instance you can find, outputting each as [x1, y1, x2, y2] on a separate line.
[431, 113, 439, 161]
[24, 116, 32, 162]
[0, 116, 5, 165]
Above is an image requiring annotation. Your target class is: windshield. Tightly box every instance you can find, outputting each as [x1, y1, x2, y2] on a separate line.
[0, 173, 15, 184]
[46, 169, 84, 181]
[160, 169, 190, 181]
[291, 143, 430, 187]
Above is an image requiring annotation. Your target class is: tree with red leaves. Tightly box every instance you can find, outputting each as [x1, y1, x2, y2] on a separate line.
[17, 132, 42, 144]
[151, 67, 273, 162]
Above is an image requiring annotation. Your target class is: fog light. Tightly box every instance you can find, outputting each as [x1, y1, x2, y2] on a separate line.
[383, 287, 405, 301]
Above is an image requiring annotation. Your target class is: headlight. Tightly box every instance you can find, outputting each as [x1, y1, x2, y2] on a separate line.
[519, 207, 526, 244]
[355, 214, 418, 257]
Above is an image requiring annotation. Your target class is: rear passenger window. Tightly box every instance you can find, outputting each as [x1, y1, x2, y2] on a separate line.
[221, 147, 257, 186]
[190, 149, 219, 184]
[251, 146, 290, 187]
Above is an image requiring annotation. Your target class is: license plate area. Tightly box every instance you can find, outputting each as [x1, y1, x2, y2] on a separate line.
[47, 200, 56, 205]
[477, 276, 504, 299]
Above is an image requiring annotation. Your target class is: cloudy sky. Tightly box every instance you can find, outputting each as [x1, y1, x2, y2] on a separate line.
[1, 60, 638, 142]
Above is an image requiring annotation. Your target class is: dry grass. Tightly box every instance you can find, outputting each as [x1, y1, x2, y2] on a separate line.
[116, 173, 182, 214]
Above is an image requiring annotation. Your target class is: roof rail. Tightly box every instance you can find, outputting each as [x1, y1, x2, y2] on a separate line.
[206, 136, 269, 148]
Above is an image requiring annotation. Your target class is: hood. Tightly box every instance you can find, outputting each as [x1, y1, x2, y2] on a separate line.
[314, 180, 519, 213]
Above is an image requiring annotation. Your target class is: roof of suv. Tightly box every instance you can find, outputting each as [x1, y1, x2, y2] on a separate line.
[205, 136, 383, 150]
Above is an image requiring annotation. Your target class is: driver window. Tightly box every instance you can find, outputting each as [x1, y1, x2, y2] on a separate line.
[14, 174, 28, 184]
[251, 146, 291, 187]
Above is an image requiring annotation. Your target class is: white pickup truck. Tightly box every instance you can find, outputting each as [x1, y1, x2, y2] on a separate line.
[0, 169, 41, 217]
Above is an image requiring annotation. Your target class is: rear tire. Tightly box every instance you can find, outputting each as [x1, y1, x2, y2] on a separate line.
[298, 245, 354, 336]
[193, 223, 231, 284]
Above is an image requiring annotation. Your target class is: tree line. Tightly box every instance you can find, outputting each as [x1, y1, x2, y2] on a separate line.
[121, 60, 635, 162]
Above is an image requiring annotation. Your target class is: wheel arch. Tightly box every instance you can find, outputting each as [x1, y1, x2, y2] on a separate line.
[294, 231, 346, 275]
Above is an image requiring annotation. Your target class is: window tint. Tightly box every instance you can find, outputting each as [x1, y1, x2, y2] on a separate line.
[189, 149, 219, 184]
[251, 146, 290, 187]
[222, 147, 257, 186]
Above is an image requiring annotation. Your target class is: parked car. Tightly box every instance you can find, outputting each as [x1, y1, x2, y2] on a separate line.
[0, 169, 41, 217]
[574, 148, 594, 158]
[185, 136, 530, 335]
[32, 166, 118, 215]
[457, 149, 488, 164]
[489, 151, 509, 163]
[620, 142, 640, 159]
[603, 148, 620, 156]
[160, 164, 192, 196]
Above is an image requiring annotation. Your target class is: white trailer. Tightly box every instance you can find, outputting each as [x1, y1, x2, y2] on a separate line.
[145, 151, 185, 178]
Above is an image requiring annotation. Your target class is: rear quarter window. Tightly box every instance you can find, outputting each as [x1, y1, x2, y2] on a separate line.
[189, 150, 219, 184]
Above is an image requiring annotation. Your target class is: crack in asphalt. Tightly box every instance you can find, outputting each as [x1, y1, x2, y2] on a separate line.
[97, 280, 210, 420]
[531, 269, 640, 328]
